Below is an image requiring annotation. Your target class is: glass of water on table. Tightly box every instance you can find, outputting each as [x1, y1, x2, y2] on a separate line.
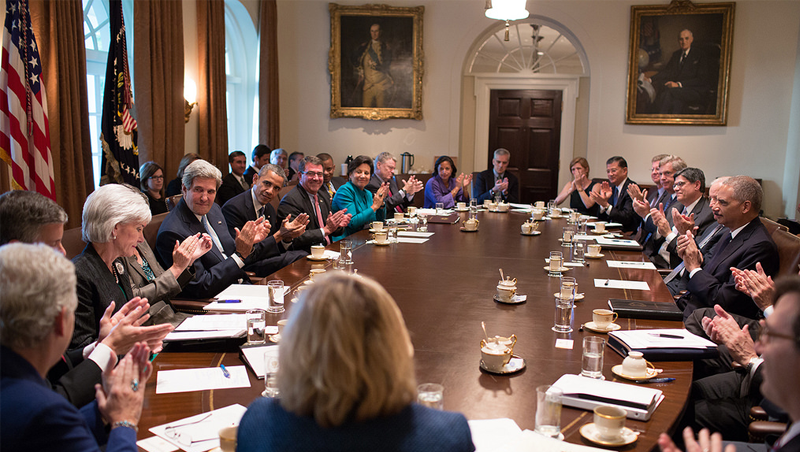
[417, 383, 444, 410]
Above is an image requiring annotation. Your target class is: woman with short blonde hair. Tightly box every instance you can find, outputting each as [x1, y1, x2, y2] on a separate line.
[237, 273, 474, 451]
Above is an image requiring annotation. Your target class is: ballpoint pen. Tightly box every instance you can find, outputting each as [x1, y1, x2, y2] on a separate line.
[220, 364, 231, 378]
[634, 377, 675, 384]
[649, 333, 684, 339]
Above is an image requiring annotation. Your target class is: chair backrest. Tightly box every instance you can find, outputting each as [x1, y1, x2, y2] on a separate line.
[144, 212, 169, 251]
[761, 216, 788, 236]
[772, 228, 800, 277]
[273, 185, 295, 213]
[166, 194, 183, 211]
[62, 225, 86, 260]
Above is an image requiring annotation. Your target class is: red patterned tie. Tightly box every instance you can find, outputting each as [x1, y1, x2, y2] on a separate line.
[314, 194, 330, 245]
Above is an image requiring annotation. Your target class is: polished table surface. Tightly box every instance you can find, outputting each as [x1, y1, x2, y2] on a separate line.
[140, 209, 692, 451]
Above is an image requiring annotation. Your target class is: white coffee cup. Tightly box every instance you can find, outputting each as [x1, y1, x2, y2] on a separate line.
[594, 222, 606, 233]
[587, 244, 602, 256]
[310, 245, 325, 259]
[277, 319, 288, 336]
[483, 199, 492, 208]
[372, 221, 384, 231]
[309, 268, 326, 280]
[532, 209, 545, 221]
[394, 212, 404, 221]
[535, 201, 545, 208]
[592, 309, 618, 329]
[593, 405, 626, 440]
[496, 285, 515, 301]
[375, 231, 388, 244]
[407, 206, 417, 216]
[521, 222, 535, 234]
[622, 351, 653, 378]
[497, 203, 510, 212]
[457, 202, 467, 210]
[219, 426, 238, 452]
[480, 337, 515, 372]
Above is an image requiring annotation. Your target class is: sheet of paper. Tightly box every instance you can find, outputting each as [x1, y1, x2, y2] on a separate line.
[593, 279, 650, 290]
[595, 237, 640, 247]
[205, 285, 291, 312]
[555, 338, 574, 349]
[323, 250, 340, 260]
[564, 262, 584, 267]
[156, 365, 251, 394]
[509, 203, 533, 210]
[610, 329, 717, 349]
[468, 418, 522, 452]
[588, 222, 623, 228]
[240, 344, 279, 378]
[416, 208, 453, 215]
[574, 234, 596, 241]
[396, 237, 429, 244]
[137, 436, 179, 452]
[149, 404, 247, 452]
[164, 330, 245, 342]
[397, 231, 435, 237]
[606, 260, 658, 270]
[174, 314, 247, 331]
[508, 430, 609, 452]
[552, 374, 661, 408]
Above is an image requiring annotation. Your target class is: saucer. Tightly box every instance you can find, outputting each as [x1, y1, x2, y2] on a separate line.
[591, 230, 609, 234]
[554, 292, 585, 301]
[306, 255, 328, 261]
[583, 321, 621, 333]
[460, 227, 479, 232]
[611, 365, 662, 380]
[520, 230, 541, 236]
[480, 355, 526, 374]
[373, 241, 391, 246]
[579, 424, 638, 446]
[543, 266, 570, 272]
[268, 334, 281, 343]
[454, 207, 470, 212]
[369, 228, 387, 233]
[549, 214, 564, 219]
[493, 294, 526, 304]
[585, 253, 604, 259]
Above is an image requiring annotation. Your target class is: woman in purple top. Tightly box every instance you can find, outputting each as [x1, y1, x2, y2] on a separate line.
[423, 156, 472, 208]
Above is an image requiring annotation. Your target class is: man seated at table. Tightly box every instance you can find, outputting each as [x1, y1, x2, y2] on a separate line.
[216, 150, 250, 206]
[278, 156, 352, 251]
[473, 148, 519, 204]
[270, 148, 288, 171]
[366, 152, 423, 213]
[0, 243, 153, 452]
[286, 151, 304, 182]
[589, 156, 640, 232]
[631, 156, 686, 252]
[674, 176, 779, 320]
[156, 159, 306, 299]
[317, 153, 346, 199]
[222, 164, 309, 270]
[244, 144, 271, 184]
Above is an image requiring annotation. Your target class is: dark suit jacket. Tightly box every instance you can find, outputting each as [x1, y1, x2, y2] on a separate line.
[278, 184, 337, 250]
[216, 172, 249, 206]
[45, 348, 102, 408]
[243, 166, 259, 186]
[679, 217, 780, 320]
[156, 198, 278, 298]
[651, 47, 710, 91]
[642, 195, 683, 267]
[1, 346, 136, 452]
[366, 174, 411, 212]
[599, 178, 641, 233]
[661, 196, 716, 268]
[666, 223, 728, 297]
[222, 190, 279, 240]
[472, 169, 519, 203]
[70, 243, 130, 350]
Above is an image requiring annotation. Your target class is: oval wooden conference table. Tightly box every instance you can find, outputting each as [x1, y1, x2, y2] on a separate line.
[139, 209, 692, 451]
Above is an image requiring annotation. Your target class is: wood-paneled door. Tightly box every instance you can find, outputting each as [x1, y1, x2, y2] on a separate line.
[488, 89, 562, 203]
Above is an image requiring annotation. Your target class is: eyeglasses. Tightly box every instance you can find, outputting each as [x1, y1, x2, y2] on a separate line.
[758, 324, 795, 345]
[303, 171, 324, 179]
[149, 175, 164, 180]
[163, 413, 217, 446]
[673, 181, 687, 189]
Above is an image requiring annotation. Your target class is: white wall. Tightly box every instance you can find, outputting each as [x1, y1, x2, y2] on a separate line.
[264, 0, 800, 217]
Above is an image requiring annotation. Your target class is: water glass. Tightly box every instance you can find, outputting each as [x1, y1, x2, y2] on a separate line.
[417, 383, 444, 410]
[262, 352, 280, 398]
[559, 276, 577, 301]
[552, 295, 573, 333]
[579, 218, 588, 235]
[469, 198, 477, 209]
[547, 199, 557, 215]
[340, 239, 353, 264]
[549, 251, 563, 277]
[435, 202, 444, 214]
[535, 385, 563, 438]
[267, 280, 285, 314]
[561, 226, 574, 247]
[246, 309, 266, 344]
[581, 337, 605, 379]
[418, 214, 428, 232]
[573, 241, 585, 263]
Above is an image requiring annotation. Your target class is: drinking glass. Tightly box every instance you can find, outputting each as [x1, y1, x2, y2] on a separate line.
[561, 226, 574, 248]
[581, 337, 605, 379]
[559, 276, 577, 301]
[340, 239, 353, 264]
[245, 309, 266, 345]
[418, 214, 428, 232]
[547, 199, 557, 216]
[262, 352, 280, 398]
[535, 385, 563, 438]
[573, 241, 585, 263]
[579, 218, 588, 235]
[267, 280, 285, 314]
[549, 251, 563, 277]
[552, 295, 573, 333]
[435, 202, 444, 214]
[417, 383, 444, 410]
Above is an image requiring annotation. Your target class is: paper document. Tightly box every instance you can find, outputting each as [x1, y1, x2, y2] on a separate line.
[396, 237, 429, 244]
[593, 279, 650, 290]
[397, 231, 435, 237]
[509, 203, 533, 210]
[322, 250, 340, 260]
[588, 222, 623, 228]
[205, 284, 290, 312]
[574, 234, 596, 241]
[416, 208, 452, 215]
[595, 237, 640, 247]
[606, 260, 657, 270]
[164, 330, 245, 342]
[610, 329, 717, 350]
[149, 404, 247, 452]
[240, 344, 279, 378]
[174, 314, 247, 331]
[137, 436, 179, 452]
[552, 374, 663, 420]
[156, 365, 251, 394]
[468, 418, 607, 452]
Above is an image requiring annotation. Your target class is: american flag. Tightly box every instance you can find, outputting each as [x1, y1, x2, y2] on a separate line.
[0, 0, 56, 200]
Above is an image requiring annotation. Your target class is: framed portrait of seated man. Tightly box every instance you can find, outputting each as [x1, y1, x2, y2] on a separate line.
[625, 0, 735, 126]
[329, 3, 424, 120]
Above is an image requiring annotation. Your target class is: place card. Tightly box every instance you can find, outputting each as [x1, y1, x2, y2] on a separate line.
[593, 279, 650, 291]
[555, 338, 574, 349]
[606, 260, 657, 270]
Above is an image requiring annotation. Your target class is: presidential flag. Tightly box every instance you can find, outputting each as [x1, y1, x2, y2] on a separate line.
[0, 0, 56, 200]
[99, 0, 138, 186]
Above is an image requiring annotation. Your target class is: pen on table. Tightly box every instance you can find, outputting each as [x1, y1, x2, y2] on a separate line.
[604, 279, 610, 286]
[634, 377, 675, 384]
[219, 299, 241, 303]
[649, 333, 684, 339]
[220, 364, 230, 378]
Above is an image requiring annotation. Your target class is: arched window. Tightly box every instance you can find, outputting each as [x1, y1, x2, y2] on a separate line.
[224, 0, 258, 156]
[468, 19, 588, 75]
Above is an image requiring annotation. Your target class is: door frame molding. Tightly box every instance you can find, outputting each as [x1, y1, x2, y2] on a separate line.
[472, 74, 581, 193]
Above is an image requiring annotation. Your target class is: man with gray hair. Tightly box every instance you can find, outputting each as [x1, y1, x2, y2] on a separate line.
[156, 159, 303, 298]
[0, 189, 68, 253]
[473, 148, 519, 203]
[675, 176, 779, 320]
[366, 152, 423, 213]
[270, 148, 288, 170]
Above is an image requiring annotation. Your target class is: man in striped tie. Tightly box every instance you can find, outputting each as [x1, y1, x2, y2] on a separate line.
[366, 152, 423, 213]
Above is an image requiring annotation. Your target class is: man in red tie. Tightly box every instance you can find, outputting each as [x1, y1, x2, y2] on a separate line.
[279, 155, 352, 251]
[366, 152, 423, 213]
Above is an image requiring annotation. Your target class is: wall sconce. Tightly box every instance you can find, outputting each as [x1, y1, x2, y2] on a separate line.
[184, 77, 197, 123]
[485, 0, 529, 41]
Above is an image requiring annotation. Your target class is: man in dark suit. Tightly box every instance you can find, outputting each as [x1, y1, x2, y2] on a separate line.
[366, 152, 423, 213]
[590, 156, 640, 232]
[632, 156, 686, 259]
[473, 148, 519, 204]
[278, 156, 351, 250]
[286, 151, 304, 182]
[647, 29, 711, 114]
[317, 153, 346, 200]
[216, 151, 250, 206]
[675, 176, 779, 320]
[156, 160, 307, 299]
[222, 164, 308, 266]
[243, 144, 271, 184]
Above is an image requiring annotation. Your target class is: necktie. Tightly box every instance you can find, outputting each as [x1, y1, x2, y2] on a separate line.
[258, 205, 267, 220]
[314, 194, 330, 245]
[202, 215, 227, 259]
[610, 185, 619, 207]
[388, 183, 403, 213]
[663, 224, 724, 284]
[704, 231, 733, 271]
[327, 182, 335, 199]
[680, 51, 687, 67]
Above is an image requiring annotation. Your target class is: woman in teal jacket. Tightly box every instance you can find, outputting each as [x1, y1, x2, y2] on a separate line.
[331, 155, 388, 241]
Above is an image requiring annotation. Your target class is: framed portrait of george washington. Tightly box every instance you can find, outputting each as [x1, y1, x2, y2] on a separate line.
[329, 3, 424, 120]
[625, 0, 735, 126]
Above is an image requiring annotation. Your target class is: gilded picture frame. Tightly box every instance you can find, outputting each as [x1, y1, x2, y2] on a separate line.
[625, 0, 735, 126]
[329, 3, 424, 120]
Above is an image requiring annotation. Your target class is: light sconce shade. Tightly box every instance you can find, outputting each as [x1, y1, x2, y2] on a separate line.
[184, 76, 197, 123]
[485, 0, 529, 21]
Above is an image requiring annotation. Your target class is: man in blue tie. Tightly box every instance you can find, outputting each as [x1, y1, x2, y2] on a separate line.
[590, 156, 640, 232]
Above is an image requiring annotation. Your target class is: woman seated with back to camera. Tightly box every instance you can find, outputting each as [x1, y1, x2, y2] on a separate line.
[424, 156, 472, 209]
[331, 155, 388, 241]
[553, 157, 600, 216]
[237, 273, 474, 452]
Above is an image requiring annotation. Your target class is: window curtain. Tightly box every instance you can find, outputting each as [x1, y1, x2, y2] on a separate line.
[134, 0, 184, 184]
[258, 0, 279, 148]
[197, 0, 228, 170]
[29, 0, 93, 229]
